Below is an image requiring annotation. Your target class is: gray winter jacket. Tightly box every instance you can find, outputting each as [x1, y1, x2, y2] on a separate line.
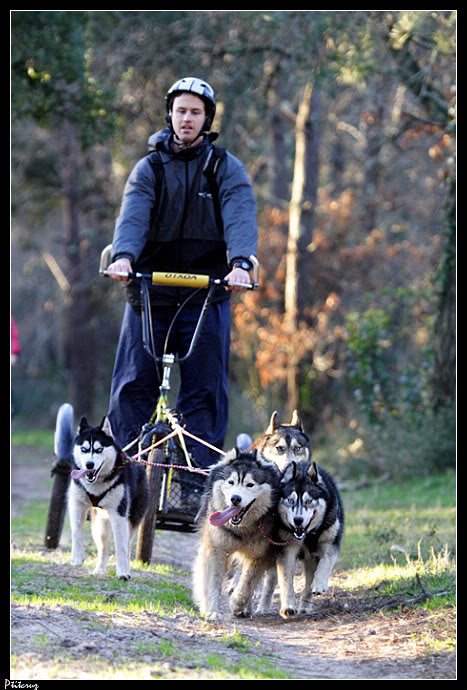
[112, 130, 258, 307]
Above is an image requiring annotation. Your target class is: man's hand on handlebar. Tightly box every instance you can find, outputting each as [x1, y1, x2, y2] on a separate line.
[106, 258, 133, 284]
[223, 267, 251, 291]
[104, 258, 253, 291]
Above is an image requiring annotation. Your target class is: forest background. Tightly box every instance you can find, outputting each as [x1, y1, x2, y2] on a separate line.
[11, 10, 456, 481]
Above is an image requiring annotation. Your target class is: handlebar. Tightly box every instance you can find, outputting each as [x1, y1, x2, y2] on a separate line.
[99, 244, 259, 290]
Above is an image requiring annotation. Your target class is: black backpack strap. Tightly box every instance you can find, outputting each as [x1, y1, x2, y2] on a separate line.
[146, 150, 165, 237]
[147, 150, 165, 196]
[203, 146, 226, 233]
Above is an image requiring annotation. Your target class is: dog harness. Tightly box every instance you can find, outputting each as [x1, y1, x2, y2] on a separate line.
[73, 452, 129, 508]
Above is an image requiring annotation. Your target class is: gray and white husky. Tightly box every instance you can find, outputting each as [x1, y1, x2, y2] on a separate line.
[192, 448, 280, 620]
[69, 417, 148, 580]
[257, 460, 344, 618]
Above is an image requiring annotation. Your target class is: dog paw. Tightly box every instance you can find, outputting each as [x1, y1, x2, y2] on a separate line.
[118, 574, 131, 581]
[230, 600, 252, 618]
[280, 607, 297, 619]
[71, 550, 85, 567]
[311, 581, 329, 595]
[92, 566, 107, 576]
[298, 599, 313, 614]
[230, 595, 253, 618]
[255, 604, 271, 615]
[232, 608, 252, 618]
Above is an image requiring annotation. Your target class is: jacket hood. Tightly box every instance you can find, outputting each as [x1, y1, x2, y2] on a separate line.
[147, 129, 219, 156]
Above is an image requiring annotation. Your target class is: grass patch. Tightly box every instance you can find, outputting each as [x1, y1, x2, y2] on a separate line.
[220, 627, 255, 652]
[338, 470, 455, 570]
[11, 555, 195, 617]
[339, 543, 455, 606]
[12, 428, 54, 451]
[11, 499, 50, 541]
[203, 652, 290, 679]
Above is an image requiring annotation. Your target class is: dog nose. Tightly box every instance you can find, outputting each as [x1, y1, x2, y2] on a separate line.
[231, 495, 242, 506]
[294, 516, 304, 526]
[86, 461, 95, 470]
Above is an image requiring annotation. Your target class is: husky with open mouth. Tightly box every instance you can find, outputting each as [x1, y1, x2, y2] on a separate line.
[257, 460, 344, 618]
[192, 448, 280, 620]
[69, 417, 148, 580]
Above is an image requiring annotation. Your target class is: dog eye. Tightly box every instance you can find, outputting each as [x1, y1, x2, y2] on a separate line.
[287, 498, 295, 505]
[294, 446, 302, 453]
[94, 447, 103, 454]
[276, 446, 286, 454]
[246, 482, 255, 488]
[228, 480, 234, 485]
[81, 446, 90, 453]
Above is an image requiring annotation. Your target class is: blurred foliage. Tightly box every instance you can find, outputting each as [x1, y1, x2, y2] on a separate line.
[12, 11, 117, 149]
[345, 308, 393, 424]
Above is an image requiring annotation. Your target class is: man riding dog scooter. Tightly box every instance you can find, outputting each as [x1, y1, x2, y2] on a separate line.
[106, 77, 258, 469]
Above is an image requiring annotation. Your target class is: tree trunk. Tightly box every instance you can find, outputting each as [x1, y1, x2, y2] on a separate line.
[266, 62, 291, 207]
[285, 81, 314, 414]
[360, 82, 390, 235]
[62, 119, 95, 418]
[432, 176, 456, 412]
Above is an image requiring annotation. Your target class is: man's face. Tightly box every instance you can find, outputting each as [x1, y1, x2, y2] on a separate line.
[170, 93, 206, 145]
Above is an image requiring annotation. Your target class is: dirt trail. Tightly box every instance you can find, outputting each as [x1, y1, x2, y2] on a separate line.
[11, 452, 456, 680]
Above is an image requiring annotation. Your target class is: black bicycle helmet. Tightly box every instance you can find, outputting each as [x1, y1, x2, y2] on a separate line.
[165, 77, 216, 132]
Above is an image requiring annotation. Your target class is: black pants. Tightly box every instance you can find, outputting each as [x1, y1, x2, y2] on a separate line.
[108, 300, 231, 467]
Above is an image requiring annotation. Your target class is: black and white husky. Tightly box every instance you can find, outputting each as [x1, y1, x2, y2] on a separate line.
[69, 417, 148, 580]
[192, 448, 281, 620]
[257, 461, 344, 618]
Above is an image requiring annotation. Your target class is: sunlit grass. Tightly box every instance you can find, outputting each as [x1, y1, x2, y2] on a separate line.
[11, 553, 196, 617]
[337, 471, 455, 570]
[203, 652, 291, 679]
[339, 542, 455, 601]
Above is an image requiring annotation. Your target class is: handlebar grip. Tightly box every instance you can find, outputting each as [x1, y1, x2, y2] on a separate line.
[151, 272, 210, 288]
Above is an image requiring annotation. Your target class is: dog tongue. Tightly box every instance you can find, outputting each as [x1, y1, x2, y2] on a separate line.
[71, 468, 88, 479]
[209, 505, 242, 527]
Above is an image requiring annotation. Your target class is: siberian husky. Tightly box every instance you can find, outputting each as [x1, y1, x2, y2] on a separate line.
[69, 417, 148, 580]
[192, 448, 280, 620]
[239, 410, 311, 471]
[257, 460, 344, 618]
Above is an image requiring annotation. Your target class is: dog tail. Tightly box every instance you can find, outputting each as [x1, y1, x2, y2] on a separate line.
[236, 433, 253, 450]
[54, 403, 75, 460]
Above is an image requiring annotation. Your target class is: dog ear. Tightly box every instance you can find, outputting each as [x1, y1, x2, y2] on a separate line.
[307, 461, 321, 483]
[233, 446, 255, 460]
[101, 416, 113, 438]
[266, 411, 279, 435]
[78, 416, 90, 432]
[290, 409, 304, 432]
[281, 461, 297, 484]
[217, 448, 237, 465]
